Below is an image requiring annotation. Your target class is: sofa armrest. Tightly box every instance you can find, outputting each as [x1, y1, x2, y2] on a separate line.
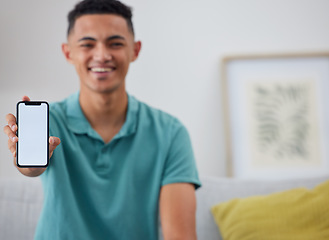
[0, 177, 43, 240]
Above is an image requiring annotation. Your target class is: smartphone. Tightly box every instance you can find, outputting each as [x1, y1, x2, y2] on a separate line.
[16, 101, 49, 168]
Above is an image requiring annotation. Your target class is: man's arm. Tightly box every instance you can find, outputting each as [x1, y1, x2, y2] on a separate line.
[159, 183, 197, 240]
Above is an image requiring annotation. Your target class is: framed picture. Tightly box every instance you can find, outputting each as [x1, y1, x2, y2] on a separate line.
[222, 52, 329, 179]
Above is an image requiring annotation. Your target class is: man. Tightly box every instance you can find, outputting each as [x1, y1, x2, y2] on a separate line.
[4, 0, 201, 239]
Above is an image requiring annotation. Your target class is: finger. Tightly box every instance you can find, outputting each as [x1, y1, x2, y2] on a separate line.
[22, 96, 30, 101]
[8, 139, 17, 157]
[49, 137, 61, 157]
[13, 155, 17, 167]
[49, 137, 61, 147]
[5, 114, 17, 132]
[4, 125, 18, 143]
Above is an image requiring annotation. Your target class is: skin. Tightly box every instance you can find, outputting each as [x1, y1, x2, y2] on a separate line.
[4, 14, 197, 239]
[61, 14, 141, 143]
[160, 183, 197, 240]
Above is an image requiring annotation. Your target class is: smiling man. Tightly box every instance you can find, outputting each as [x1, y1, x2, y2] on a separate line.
[4, 0, 201, 239]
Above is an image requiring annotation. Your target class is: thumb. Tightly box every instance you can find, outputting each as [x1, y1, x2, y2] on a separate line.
[49, 137, 61, 157]
[22, 96, 31, 101]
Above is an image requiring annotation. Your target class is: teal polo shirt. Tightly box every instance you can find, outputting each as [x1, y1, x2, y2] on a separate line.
[34, 92, 201, 240]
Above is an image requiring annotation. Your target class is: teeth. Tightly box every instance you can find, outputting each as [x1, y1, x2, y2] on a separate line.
[91, 67, 113, 72]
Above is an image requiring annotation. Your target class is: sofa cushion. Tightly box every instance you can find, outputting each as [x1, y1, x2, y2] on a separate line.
[196, 175, 329, 240]
[211, 179, 329, 240]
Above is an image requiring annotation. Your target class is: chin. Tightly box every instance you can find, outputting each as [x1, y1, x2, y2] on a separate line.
[93, 84, 124, 95]
[82, 77, 124, 94]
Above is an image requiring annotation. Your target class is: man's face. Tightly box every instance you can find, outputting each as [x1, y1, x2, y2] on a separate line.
[62, 14, 141, 94]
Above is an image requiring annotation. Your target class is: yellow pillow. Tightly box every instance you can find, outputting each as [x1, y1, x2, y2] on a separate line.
[211, 180, 329, 240]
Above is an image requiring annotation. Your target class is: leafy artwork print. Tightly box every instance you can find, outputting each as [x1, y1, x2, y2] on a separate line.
[248, 80, 321, 167]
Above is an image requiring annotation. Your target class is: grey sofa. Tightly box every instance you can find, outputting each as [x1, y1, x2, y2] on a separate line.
[1, 175, 328, 240]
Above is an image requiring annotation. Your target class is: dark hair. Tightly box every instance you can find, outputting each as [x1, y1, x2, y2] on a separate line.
[67, 0, 134, 37]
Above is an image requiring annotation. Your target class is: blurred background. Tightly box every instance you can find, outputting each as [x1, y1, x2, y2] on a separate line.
[1, 0, 329, 179]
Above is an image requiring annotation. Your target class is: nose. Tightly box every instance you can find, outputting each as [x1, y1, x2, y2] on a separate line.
[93, 44, 112, 61]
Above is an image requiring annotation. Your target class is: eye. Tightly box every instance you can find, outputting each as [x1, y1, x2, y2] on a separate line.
[110, 42, 124, 48]
[80, 43, 94, 48]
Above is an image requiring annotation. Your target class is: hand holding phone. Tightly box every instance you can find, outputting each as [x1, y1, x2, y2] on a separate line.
[3, 97, 60, 176]
[16, 101, 49, 167]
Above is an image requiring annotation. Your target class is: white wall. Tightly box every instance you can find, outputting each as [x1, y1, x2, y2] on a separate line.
[1, 0, 329, 179]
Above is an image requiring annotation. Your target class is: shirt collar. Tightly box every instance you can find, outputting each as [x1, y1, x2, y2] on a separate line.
[66, 92, 139, 142]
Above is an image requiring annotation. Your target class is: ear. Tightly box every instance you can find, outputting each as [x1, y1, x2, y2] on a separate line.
[62, 43, 74, 64]
[131, 41, 142, 62]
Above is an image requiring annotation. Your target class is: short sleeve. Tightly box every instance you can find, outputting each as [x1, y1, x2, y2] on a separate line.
[161, 121, 201, 189]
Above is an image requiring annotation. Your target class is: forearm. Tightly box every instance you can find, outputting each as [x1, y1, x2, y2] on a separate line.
[161, 216, 197, 240]
[162, 228, 197, 240]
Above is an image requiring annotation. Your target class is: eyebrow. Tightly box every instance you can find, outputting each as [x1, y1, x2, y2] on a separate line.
[78, 35, 126, 42]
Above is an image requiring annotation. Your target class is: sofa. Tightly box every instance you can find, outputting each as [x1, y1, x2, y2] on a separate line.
[1, 174, 328, 240]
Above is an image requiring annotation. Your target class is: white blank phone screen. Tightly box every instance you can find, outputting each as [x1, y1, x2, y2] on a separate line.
[17, 103, 48, 166]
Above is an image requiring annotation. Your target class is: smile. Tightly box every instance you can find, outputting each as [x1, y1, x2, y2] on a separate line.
[90, 67, 115, 73]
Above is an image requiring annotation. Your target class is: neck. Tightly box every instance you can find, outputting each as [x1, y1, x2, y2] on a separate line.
[79, 87, 128, 142]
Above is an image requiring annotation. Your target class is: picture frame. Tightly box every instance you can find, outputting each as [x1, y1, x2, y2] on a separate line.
[222, 52, 329, 179]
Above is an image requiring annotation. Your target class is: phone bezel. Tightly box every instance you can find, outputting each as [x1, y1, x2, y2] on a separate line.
[16, 101, 49, 168]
